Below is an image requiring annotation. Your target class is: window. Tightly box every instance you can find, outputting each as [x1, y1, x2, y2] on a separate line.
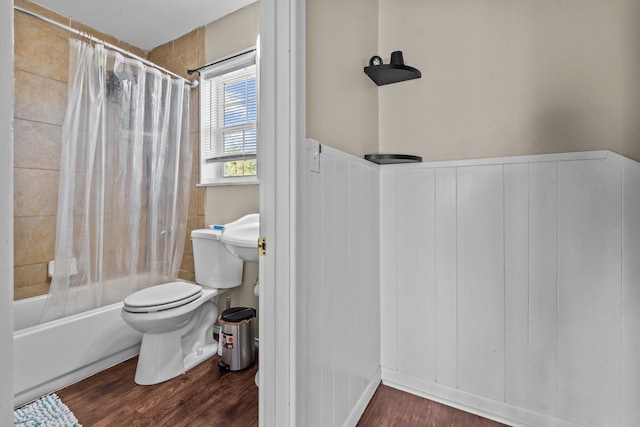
[199, 48, 258, 185]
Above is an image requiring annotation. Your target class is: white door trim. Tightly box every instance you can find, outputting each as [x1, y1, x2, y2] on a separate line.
[258, 0, 305, 425]
[0, 0, 14, 423]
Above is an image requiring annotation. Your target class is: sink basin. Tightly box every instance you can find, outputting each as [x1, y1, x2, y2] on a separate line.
[220, 213, 259, 262]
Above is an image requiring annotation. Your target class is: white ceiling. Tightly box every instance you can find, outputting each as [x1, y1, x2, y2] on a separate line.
[32, 0, 258, 51]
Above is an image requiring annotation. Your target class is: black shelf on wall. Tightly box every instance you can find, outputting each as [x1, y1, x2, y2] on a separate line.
[364, 50, 421, 86]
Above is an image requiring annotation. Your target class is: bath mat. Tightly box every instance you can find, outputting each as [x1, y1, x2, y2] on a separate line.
[14, 393, 82, 427]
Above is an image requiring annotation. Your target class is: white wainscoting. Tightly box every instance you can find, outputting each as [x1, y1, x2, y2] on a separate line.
[297, 140, 381, 427]
[380, 151, 640, 427]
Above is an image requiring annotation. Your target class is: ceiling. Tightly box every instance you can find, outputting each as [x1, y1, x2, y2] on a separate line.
[32, 0, 258, 51]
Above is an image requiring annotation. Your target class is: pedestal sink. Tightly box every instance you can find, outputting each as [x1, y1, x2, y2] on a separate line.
[219, 213, 259, 262]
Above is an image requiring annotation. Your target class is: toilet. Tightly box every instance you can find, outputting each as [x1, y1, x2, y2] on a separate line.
[121, 226, 244, 385]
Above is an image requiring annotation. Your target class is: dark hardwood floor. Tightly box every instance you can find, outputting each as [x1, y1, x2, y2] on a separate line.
[53, 354, 507, 426]
[56, 353, 259, 426]
[357, 384, 508, 427]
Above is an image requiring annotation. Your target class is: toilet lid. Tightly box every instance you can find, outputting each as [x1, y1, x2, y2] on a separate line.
[123, 282, 202, 313]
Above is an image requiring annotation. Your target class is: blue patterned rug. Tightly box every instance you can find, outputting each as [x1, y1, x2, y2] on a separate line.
[14, 393, 81, 427]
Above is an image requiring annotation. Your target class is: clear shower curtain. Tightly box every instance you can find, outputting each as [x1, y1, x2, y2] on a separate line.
[41, 39, 192, 322]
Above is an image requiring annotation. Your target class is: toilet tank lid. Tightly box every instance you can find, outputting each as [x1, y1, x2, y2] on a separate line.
[191, 228, 222, 240]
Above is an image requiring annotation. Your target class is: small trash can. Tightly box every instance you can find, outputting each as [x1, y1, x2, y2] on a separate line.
[218, 307, 256, 371]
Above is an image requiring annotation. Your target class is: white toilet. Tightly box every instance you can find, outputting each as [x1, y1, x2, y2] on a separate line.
[121, 226, 244, 385]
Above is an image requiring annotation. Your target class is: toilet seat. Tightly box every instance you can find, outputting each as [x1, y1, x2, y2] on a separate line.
[123, 282, 203, 313]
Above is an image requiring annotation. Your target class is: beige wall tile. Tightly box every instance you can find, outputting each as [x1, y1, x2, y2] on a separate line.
[189, 87, 200, 134]
[177, 269, 195, 282]
[188, 176, 198, 215]
[172, 50, 199, 79]
[148, 41, 174, 67]
[149, 23, 204, 283]
[174, 28, 200, 59]
[14, 119, 62, 170]
[14, 169, 59, 217]
[184, 214, 200, 256]
[14, 282, 51, 301]
[180, 251, 194, 273]
[14, 263, 49, 290]
[197, 185, 205, 216]
[14, 12, 69, 82]
[189, 133, 199, 174]
[14, 215, 56, 266]
[14, 70, 67, 125]
[13, 0, 212, 297]
[198, 49, 206, 70]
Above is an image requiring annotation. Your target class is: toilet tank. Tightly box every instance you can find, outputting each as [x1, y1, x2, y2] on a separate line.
[191, 229, 244, 289]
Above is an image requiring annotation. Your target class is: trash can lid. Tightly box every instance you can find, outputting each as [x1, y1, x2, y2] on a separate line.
[221, 306, 256, 322]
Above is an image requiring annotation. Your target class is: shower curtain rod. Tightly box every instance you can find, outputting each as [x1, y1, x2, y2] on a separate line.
[13, 6, 198, 89]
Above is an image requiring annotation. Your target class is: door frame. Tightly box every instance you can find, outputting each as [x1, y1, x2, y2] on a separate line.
[258, 0, 305, 425]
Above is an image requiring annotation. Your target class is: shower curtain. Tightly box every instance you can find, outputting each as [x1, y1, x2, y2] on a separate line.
[41, 39, 192, 323]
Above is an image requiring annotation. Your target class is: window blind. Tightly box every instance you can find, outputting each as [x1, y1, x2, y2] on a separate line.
[200, 50, 257, 164]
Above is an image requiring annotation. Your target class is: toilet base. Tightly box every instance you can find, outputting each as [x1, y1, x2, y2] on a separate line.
[133, 300, 219, 385]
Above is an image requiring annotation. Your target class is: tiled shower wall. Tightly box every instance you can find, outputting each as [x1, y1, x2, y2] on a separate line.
[13, 0, 204, 299]
[148, 23, 207, 284]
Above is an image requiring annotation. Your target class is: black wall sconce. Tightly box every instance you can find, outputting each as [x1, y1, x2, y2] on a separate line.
[364, 50, 421, 86]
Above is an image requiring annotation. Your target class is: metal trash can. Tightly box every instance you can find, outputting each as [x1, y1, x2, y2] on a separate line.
[218, 307, 256, 371]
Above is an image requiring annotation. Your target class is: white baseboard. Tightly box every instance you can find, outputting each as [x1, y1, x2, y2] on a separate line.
[381, 368, 585, 427]
[343, 367, 382, 427]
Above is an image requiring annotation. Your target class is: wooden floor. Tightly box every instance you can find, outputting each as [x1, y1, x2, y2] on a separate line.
[56, 353, 259, 426]
[357, 385, 508, 427]
[53, 354, 507, 426]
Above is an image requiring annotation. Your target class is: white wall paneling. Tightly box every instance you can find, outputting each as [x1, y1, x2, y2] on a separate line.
[379, 170, 397, 370]
[300, 140, 323, 425]
[396, 169, 436, 380]
[528, 161, 558, 417]
[380, 151, 640, 427]
[556, 160, 622, 426]
[457, 165, 505, 402]
[435, 168, 457, 388]
[503, 163, 529, 409]
[298, 141, 381, 427]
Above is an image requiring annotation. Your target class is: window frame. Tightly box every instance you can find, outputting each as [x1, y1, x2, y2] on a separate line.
[198, 47, 258, 186]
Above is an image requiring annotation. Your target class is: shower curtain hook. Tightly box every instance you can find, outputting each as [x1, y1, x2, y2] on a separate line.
[86, 31, 95, 46]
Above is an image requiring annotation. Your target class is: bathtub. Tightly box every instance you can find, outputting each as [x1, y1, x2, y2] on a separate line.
[13, 294, 142, 406]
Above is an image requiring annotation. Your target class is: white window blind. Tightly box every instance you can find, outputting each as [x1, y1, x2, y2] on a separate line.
[199, 48, 257, 184]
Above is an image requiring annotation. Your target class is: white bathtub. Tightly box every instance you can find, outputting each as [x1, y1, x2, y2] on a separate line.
[13, 295, 142, 406]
